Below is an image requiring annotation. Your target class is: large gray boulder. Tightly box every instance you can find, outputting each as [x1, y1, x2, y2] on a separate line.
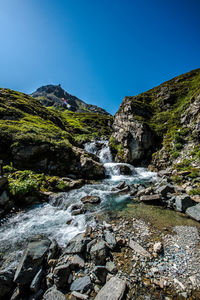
[70, 276, 92, 293]
[186, 203, 200, 221]
[94, 276, 126, 300]
[175, 194, 195, 212]
[90, 241, 107, 265]
[63, 233, 88, 254]
[14, 235, 51, 285]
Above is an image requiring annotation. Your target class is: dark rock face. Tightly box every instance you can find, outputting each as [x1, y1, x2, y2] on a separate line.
[111, 97, 156, 164]
[14, 235, 51, 285]
[31, 84, 110, 115]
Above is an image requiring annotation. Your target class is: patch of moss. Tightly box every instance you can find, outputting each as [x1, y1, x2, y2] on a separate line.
[109, 136, 125, 158]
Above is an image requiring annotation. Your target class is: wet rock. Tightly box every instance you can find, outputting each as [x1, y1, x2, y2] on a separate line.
[0, 268, 15, 298]
[186, 203, 200, 221]
[70, 291, 88, 299]
[129, 239, 151, 258]
[117, 186, 130, 194]
[104, 230, 117, 249]
[14, 235, 51, 285]
[90, 241, 107, 265]
[93, 266, 108, 284]
[116, 181, 126, 190]
[106, 261, 117, 274]
[140, 194, 161, 203]
[94, 276, 126, 300]
[118, 165, 132, 175]
[81, 196, 101, 204]
[64, 233, 88, 254]
[70, 276, 92, 293]
[30, 267, 43, 293]
[43, 286, 66, 300]
[175, 194, 195, 212]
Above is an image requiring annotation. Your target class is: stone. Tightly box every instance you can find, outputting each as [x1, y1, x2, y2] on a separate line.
[94, 276, 126, 300]
[129, 239, 151, 258]
[30, 267, 43, 293]
[104, 231, 117, 249]
[81, 195, 101, 204]
[64, 233, 87, 254]
[106, 261, 117, 274]
[0, 190, 9, 206]
[116, 181, 126, 190]
[71, 291, 88, 299]
[186, 203, 200, 221]
[14, 235, 51, 285]
[156, 184, 175, 197]
[175, 194, 195, 212]
[90, 241, 107, 265]
[118, 165, 132, 175]
[93, 266, 108, 284]
[0, 176, 8, 192]
[140, 194, 161, 203]
[0, 268, 15, 298]
[43, 287, 66, 300]
[153, 242, 163, 254]
[53, 263, 70, 288]
[70, 276, 92, 293]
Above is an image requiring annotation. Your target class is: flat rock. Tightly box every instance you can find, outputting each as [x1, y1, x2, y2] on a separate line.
[70, 276, 92, 293]
[14, 235, 51, 285]
[81, 195, 101, 204]
[64, 233, 87, 254]
[94, 276, 126, 300]
[71, 291, 88, 299]
[43, 287, 66, 300]
[129, 239, 151, 258]
[186, 203, 200, 221]
[140, 194, 161, 203]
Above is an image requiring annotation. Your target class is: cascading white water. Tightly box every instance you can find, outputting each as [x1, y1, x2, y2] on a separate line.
[0, 139, 156, 261]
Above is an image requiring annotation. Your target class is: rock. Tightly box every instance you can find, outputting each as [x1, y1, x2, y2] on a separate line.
[43, 287, 66, 300]
[14, 235, 51, 285]
[81, 196, 101, 204]
[71, 291, 88, 300]
[106, 261, 117, 274]
[30, 267, 43, 293]
[186, 203, 200, 221]
[153, 242, 163, 254]
[140, 194, 161, 203]
[0, 176, 8, 192]
[0, 268, 15, 298]
[0, 190, 9, 206]
[64, 233, 87, 254]
[175, 194, 195, 212]
[94, 276, 126, 300]
[90, 241, 107, 265]
[118, 165, 132, 175]
[53, 263, 70, 288]
[129, 239, 151, 258]
[117, 186, 130, 194]
[137, 186, 154, 197]
[116, 181, 126, 190]
[48, 239, 60, 261]
[93, 266, 108, 284]
[10, 287, 21, 300]
[156, 184, 175, 197]
[104, 231, 117, 250]
[70, 276, 92, 293]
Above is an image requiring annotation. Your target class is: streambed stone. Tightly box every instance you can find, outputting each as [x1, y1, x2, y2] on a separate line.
[94, 276, 126, 300]
[81, 196, 101, 204]
[70, 276, 92, 293]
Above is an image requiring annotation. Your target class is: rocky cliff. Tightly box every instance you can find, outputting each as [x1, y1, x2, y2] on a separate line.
[31, 84, 110, 115]
[0, 88, 113, 179]
[111, 68, 200, 173]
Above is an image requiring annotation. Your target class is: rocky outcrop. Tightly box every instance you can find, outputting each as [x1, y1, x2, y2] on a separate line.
[31, 84, 110, 115]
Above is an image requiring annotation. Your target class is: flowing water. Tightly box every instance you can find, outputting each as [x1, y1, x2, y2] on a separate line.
[0, 139, 157, 262]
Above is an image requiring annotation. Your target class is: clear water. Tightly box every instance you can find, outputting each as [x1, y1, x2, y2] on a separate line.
[0, 140, 156, 257]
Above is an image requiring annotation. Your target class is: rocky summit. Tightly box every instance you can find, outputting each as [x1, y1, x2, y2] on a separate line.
[1, 68, 200, 300]
[31, 84, 110, 115]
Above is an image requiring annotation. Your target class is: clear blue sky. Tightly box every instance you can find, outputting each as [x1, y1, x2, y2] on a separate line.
[0, 0, 199, 114]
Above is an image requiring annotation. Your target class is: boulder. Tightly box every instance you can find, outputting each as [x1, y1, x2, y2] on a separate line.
[0, 268, 15, 298]
[94, 276, 126, 300]
[14, 235, 51, 285]
[90, 241, 108, 265]
[43, 287, 66, 300]
[140, 194, 161, 203]
[70, 276, 92, 293]
[53, 263, 71, 288]
[118, 165, 132, 175]
[129, 239, 151, 258]
[64, 233, 88, 254]
[70, 291, 88, 300]
[116, 181, 126, 190]
[93, 266, 108, 284]
[156, 184, 175, 197]
[186, 203, 200, 222]
[175, 195, 195, 212]
[104, 231, 117, 250]
[81, 196, 101, 204]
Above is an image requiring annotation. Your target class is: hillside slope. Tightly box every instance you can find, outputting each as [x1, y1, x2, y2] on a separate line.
[111, 68, 200, 173]
[0, 88, 112, 178]
[31, 84, 110, 115]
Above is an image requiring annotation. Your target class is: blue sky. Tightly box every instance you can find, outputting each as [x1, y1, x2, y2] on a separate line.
[0, 0, 199, 114]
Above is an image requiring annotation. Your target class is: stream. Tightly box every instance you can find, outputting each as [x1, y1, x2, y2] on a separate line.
[0, 140, 156, 260]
